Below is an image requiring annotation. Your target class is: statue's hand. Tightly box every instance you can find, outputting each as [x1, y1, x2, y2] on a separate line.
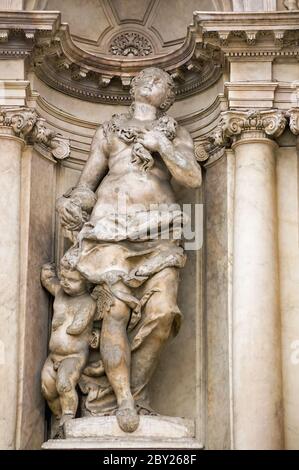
[41, 262, 56, 282]
[56, 197, 87, 231]
[56, 186, 96, 232]
[137, 130, 168, 153]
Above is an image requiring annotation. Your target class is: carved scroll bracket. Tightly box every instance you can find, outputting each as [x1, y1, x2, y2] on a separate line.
[0, 107, 70, 160]
[194, 134, 226, 167]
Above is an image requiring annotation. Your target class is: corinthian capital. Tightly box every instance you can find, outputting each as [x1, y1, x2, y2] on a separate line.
[288, 108, 299, 135]
[0, 107, 70, 160]
[214, 110, 287, 146]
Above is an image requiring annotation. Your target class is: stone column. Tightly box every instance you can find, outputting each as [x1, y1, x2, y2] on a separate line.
[218, 110, 287, 450]
[0, 126, 25, 449]
[0, 107, 70, 449]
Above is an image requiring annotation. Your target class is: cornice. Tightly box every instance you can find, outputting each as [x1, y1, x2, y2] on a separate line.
[1, 11, 298, 104]
[33, 10, 299, 102]
[0, 106, 70, 159]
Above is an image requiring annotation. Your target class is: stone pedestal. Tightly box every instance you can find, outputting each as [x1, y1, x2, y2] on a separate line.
[42, 416, 202, 450]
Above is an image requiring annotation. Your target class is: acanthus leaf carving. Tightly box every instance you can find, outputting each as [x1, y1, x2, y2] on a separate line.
[0, 107, 70, 160]
[0, 107, 37, 139]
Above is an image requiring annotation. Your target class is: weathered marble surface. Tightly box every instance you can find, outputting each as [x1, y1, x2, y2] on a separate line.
[17, 148, 56, 449]
[277, 142, 299, 450]
[43, 67, 202, 438]
[149, 184, 201, 421]
[232, 137, 283, 450]
[42, 415, 202, 449]
[204, 155, 232, 450]
[0, 130, 23, 449]
[65, 416, 194, 439]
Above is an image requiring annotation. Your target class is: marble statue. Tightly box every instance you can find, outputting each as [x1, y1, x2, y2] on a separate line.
[42, 67, 202, 435]
[41, 256, 97, 436]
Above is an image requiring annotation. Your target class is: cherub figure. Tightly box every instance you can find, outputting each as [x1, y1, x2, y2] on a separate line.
[41, 252, 96, 435]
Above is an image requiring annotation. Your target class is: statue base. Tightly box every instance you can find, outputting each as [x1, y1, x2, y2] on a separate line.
[42, 416, 202, 449]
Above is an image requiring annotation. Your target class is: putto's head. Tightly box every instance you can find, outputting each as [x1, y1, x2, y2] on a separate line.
[130, 67, 175, 112]
[60, 250, 87, 296]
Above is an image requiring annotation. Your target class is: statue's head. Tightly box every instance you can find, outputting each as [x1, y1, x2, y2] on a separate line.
[130, 67, 175, 112]
[60, 249, 87, 296]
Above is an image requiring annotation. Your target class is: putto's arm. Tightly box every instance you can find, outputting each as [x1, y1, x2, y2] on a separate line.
[159, 125, 202, 188]
[77, 125, 109, 191]
[41, 263, 60, 297]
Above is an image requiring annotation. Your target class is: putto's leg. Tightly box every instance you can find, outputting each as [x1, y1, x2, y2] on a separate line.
[41, 357, 61, 418]
[100, 281, 139, 433]
[56, 356, 85, 426]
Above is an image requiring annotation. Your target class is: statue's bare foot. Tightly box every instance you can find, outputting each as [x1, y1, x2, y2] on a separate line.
[116, 402, 140, 433]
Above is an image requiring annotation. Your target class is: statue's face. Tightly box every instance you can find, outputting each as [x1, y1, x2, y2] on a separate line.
[133, 70, 169, 109]
[60, 268, 86, 296]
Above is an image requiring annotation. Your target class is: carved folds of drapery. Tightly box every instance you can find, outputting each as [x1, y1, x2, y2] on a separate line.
[0, 107, 70, 159]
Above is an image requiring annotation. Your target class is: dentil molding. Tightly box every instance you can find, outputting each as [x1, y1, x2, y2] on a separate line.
[0, 106, 70, 159]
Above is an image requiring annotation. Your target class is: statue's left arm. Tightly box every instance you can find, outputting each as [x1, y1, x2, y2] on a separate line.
[137, 125, 202, 188]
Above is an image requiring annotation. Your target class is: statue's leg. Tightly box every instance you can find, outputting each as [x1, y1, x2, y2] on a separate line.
[100, 280, 139, 433]
[56, 356, 85, 426]
[41, 357, 61, 417]
[130, 267, 180, 409]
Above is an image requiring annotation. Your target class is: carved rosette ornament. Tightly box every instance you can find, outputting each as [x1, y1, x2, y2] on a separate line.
[0, 107, 70, 160]
[214, 110, 287, 146]
[109, 32, 153, 57]
[288, 108, 299, 135]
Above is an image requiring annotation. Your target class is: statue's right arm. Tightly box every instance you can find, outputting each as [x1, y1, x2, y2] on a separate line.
[56, 126, 109, 230]
[77, 125, 109, 191]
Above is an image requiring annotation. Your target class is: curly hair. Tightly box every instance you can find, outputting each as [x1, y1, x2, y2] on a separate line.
[60, 247, 80, 271]
[130, 67, 176, 112]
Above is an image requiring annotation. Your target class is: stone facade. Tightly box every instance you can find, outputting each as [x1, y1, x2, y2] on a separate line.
[0, 0, 299, 450]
